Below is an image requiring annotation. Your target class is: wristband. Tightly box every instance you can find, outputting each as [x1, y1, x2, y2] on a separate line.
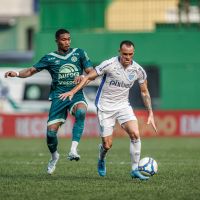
[15, 71, 19, 77]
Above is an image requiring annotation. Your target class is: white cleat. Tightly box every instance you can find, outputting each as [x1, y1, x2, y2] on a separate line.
[47, 153, 60, 175]
[67, 151, 80, 161]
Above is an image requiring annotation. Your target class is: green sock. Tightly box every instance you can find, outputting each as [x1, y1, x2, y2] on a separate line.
[47, 130, 58, 153]
[72, 109, 86, 142]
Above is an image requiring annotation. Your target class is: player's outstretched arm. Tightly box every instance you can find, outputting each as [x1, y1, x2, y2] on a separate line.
[4, 67, 37, 78]
[59, 69, 98, 101]
[140, 80, 158, 134]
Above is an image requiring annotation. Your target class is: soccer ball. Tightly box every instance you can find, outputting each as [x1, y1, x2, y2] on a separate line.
[138, 157, 158, 176]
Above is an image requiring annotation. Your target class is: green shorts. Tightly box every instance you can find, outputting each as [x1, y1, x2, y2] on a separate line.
[47, 93, 87, 126]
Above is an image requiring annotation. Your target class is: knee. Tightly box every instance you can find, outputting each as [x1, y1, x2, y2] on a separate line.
[47, 124, 59, 134]
[103, 141, 112, 151]
[74, 109, 86, 120]
[129, 130, 140, 140]
[47, 124, 59, 137]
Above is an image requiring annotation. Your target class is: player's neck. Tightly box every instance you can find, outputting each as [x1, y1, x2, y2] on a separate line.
[120, 61, 131, 69]
[57, 48, 70, 55]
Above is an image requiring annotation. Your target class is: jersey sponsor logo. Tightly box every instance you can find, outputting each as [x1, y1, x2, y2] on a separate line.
[109, 80, 132, 88]
[59, 64, 78, 74]
[58, 64, 79, 85]
[58, 80, 76, 86]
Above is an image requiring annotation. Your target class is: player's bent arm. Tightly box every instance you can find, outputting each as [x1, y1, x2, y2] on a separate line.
[5, 67, 38, 78]
[59, 69, 98, 101]
[17, 67, 38, 78]
[140, 80, 158, 133]
[85, 67, 93, 74]
[140, 80, 153, 113]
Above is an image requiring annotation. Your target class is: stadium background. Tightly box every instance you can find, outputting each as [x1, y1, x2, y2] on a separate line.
[0, 0, 200, 137]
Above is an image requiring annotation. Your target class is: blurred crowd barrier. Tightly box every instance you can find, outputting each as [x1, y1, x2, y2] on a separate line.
[0, 110, 200, 138]
[106, 0, 200, 31]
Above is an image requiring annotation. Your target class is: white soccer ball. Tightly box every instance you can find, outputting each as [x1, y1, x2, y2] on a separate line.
[138, 157, 158, 176]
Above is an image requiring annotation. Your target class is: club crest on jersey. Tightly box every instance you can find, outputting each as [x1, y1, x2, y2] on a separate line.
[128, 74, 135, 81]
[71, 56, 77, 62]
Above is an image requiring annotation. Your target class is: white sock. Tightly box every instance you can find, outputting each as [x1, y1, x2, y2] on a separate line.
[130, 138, 141, 171]
[99, 144, 107, 160]
[52, 151, 59, 160]
[70, 141, 79, 153]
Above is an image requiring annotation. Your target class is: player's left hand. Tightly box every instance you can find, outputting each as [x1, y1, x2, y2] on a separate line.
[74, 75, 85, 84]
[59, 91, 74, 101]
[147, 113, 158, 134]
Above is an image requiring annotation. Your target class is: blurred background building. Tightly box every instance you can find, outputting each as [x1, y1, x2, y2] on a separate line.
[0, 0, 200, 113]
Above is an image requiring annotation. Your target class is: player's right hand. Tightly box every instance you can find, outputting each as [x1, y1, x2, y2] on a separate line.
[59, 91, 74, 101]
[4, 71, 18, 78]
[74, 75, 85, 84]
[147, 112, 158, 134]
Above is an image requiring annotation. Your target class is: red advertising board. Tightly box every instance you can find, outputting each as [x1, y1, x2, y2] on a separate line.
[0, 110, 200, 138]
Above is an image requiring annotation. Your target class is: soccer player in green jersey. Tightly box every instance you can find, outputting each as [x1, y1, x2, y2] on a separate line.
[4, 29, 93, 174]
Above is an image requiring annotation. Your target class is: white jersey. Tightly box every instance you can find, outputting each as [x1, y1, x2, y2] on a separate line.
[95, 56, 147, 111]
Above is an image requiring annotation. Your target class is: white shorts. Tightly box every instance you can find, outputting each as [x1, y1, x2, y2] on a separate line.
[97, 106, 137, 137]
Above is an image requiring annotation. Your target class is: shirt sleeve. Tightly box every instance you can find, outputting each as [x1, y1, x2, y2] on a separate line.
[137, 66, 147, 84]
[95, 60, 112, 76]
[80, 49, 92, 69]
[33, 55, 49, 71]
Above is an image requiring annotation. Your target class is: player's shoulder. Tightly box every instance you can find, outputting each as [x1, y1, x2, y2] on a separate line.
[46, 51, 59, 60]
[72, 47, 86, 54]
[72, 48, 90, 58]
[107, 56, 117, 63]
[100, 56, 117, 67]
[37, 52, 56, 62]
[132, 60, 144, 71]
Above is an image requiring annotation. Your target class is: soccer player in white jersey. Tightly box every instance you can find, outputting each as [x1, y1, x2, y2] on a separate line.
[59, 40, 157, 180]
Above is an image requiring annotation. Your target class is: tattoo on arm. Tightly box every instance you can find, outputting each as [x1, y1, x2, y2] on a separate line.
[141, 93, 152, 111]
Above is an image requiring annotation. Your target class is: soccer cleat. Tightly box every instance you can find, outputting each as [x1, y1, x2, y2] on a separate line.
[67, 151, 80, 161]
[47, 153, 60, 175]
[131, 169, 149, 180]
[98, 159, 106, 177]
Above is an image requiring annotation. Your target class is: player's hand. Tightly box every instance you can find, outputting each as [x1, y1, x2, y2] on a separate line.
[147, 112, 158, 134]
[59, 91, 74, 101]
[74, 75, 85, 84]
[4, 71, 18, 78]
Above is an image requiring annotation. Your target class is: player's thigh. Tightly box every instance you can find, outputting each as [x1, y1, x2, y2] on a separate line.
[97, 110, 116, 137]
[122, 120, 140, 139]
[117, 106, 137, 125]
[48, 98, 69, 126]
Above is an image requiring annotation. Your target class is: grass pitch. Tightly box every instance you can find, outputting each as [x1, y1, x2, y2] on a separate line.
[0, 137, 200, 200]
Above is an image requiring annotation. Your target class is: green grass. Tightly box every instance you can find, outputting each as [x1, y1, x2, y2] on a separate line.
[0, 137, 200, 200]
